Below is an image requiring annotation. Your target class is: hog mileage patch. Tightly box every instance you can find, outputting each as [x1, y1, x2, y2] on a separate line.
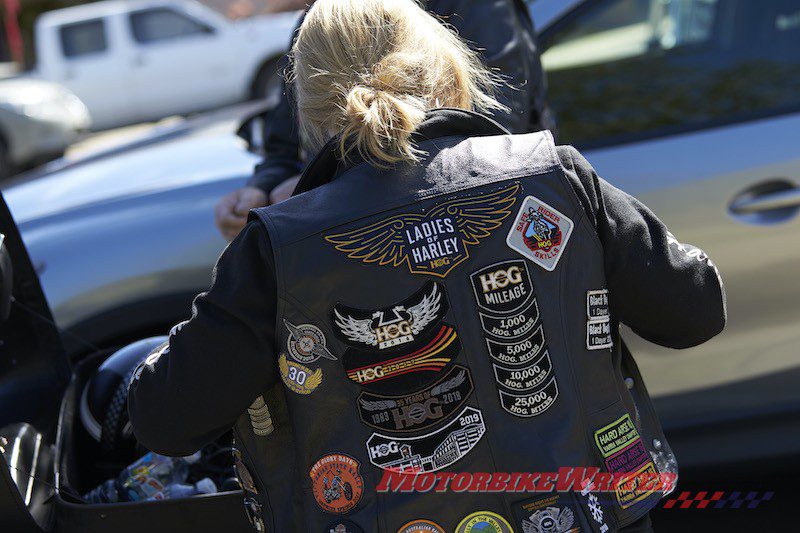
[506, 196, 574, 271]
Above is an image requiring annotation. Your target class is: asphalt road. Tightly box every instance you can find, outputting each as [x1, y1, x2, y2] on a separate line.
[650, 459, 793, 531]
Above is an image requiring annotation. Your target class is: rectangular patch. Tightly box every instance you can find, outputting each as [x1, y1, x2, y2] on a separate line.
[506, 196, 574, 271]
[604, 439, 648, 474]
[615, 461, 659, 509]
[586, 317, 612, 350]
[594, 414, 640, 458]
[586, 290, 609, 320]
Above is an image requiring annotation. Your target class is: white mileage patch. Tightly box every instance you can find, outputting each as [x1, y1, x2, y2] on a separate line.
[499, 376, 558, 418]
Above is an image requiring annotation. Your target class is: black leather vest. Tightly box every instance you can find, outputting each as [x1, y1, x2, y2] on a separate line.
[234, 111, 676, 533]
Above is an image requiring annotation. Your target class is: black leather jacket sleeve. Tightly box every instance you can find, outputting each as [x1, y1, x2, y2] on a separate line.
[128, 221, 279, 456]
[558, 145, 727, 349]
[247, 0, 551, 194]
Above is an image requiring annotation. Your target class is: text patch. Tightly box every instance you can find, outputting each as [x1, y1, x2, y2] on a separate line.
[506, 196, 574, 271]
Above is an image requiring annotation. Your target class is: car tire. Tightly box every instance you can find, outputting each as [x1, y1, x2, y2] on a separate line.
[251, 57, 284, 101]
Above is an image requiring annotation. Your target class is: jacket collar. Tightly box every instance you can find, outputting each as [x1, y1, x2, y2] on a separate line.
[293, 108, 510, 195]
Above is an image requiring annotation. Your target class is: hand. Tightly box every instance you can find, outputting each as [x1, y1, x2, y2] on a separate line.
[269, 175, 301, 205]
[214, 186, 268, 241]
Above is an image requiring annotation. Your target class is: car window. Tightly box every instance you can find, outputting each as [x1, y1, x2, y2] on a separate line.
[541, 0, 800, 147]
[129, 7, 213, 44]
[60, 19, 107, 59]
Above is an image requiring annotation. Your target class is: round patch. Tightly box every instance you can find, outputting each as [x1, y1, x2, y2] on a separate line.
[397, 519, 446, 533]
[309, 454, 364, 514]
[456, 511, 514, 533]
[285, 320, 337, 363]
[326, 519, 365, 533]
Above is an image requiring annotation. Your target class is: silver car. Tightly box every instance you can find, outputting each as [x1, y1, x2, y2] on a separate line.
[5, 0, 800, 468]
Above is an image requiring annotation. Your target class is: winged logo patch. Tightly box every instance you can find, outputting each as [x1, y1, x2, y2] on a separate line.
[333, 282, 448, 351]
[279, 353, 323, 395]
[324, 184, 520, 277]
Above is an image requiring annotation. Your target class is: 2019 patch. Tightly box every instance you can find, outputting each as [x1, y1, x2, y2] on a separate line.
[324, 184, 520, 278]
[455, 511, 514, 533]
[485, 326, 546, 366]
[284, 320, 337, 364]
[512, 493, 580, 533]
[492, 350, 552, 392]
[397, 519, 446, 533]
[333, 282, 447, 351]
[506, 196, 574, 271]
[498, 376, 559, 418]
[366, 406, 485, 473]
[357, 365, 473, 433]
[309, 454, 364, 514]
[278, 353, 323, 395]
[343, 325, 459, 393]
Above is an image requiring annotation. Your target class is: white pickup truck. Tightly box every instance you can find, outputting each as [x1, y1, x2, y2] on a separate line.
[32, 0, 300, 130]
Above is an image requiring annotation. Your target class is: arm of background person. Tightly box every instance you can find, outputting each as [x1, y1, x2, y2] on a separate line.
[128, 221, 278, 456]
[558, 145, 727, 349]
[431, 0, 550, 133]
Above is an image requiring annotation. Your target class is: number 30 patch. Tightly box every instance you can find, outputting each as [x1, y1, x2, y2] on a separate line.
[279, 353, 323, 395]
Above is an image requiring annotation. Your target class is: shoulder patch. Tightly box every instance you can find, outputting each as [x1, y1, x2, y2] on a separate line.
[506, 196, 574, 271]
[324, 184, 519, 277]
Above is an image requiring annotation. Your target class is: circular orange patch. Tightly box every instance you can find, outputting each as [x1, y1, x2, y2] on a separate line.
[309, 454, 364, 514]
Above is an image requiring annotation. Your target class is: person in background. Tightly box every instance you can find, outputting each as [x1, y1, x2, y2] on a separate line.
[215, 0, 554, 240]
[129, 0, 725, 530]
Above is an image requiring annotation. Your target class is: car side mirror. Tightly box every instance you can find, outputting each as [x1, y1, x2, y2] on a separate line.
[0, 234, 12, 321]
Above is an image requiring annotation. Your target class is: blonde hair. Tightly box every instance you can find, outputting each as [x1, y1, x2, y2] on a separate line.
[290, 0, 506, 166]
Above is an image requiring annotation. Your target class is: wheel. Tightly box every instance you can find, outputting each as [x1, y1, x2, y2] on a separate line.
[251, 57, 284, 101]
[343, 481, 353, 501]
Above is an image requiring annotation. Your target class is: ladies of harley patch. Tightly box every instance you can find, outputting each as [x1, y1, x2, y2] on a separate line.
[506, 196, 574, 271]
[324, 184, 519, 278]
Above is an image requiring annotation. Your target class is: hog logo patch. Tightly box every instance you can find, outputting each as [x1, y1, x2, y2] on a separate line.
[324, 184, 520, 277]
[507, 196, 574, 271]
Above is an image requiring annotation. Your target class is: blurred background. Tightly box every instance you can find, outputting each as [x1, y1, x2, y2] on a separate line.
[0, 0, 798, 530]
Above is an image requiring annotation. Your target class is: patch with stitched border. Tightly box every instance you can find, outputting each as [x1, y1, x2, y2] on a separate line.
[593, 414, 640, 458]
[485, 326, 546, 366]
[479, 299, 540, 340]
[456, 512, 514, 533]
[278, 353, 323, 395]
[492, 349, 552, 392]
[397, 519, 446, 533]
[586, 290, 612, 351]
[333, 282, 448, 352]
[283, 320, 337, 364]
[470, 259, 536, 315]
[366, 406, 485, 473]
[343, 325, 459, 394]
[309, 454, 364, 514]
[512, 493, 581, 533]
[357, 365, 473, 433]
[324, 184, 520, 278]
[506, 196, 574, 271]
[499, 376, 559, 418]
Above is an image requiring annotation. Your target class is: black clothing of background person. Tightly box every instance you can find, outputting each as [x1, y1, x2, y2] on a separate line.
[248, 0, 554, 195]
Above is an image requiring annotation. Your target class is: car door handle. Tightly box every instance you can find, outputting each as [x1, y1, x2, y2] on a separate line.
[730, 184, 800, 215]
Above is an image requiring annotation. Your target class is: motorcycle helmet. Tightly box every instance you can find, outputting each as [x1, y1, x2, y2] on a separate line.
[80, 336, 167, 452]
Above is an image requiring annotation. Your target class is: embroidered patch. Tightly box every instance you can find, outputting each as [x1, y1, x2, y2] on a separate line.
[580, 486, 612, 533]
[333, 282, 447, 351]
[485, 326, 546, 366]
[247, 396, 274, 436]
[616, 462, 658, 509]
[284, 320, 337, 363]
[586, 289, 612, 351]
[326, 519, 365, 533]
[397, 519, 446, 533]
[279, 353, 323, 395]
[499, 376, 558, 418]
[492, 350, 552, 392]
[470, 260, 535, 314]
[366, 406, 485, 473]
[325, 184, 519, 278]
[357, 365, 473, 433]
[512, 493, 579, 533]
[479, 300, 540, 340]
[309, 454, 364, 514]
[456, 512, 514, 533]
[506, 196, 574, 271]
[343, 325, 459, 393]
[593, 414, 639, 457]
